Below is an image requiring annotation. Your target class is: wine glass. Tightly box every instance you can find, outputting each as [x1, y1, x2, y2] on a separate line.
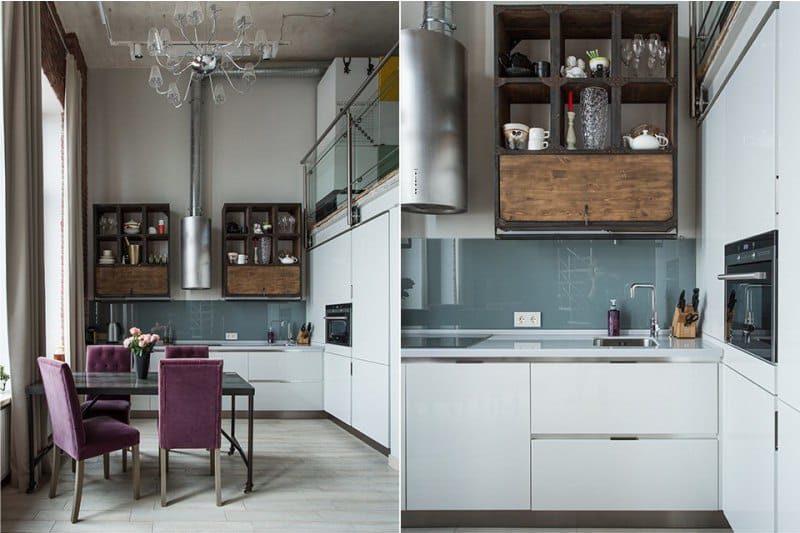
[647, 34, 661, 76]
[621, 41, 634, 75]
[631, 34, 645, 77]
[658, 42, 670, 76]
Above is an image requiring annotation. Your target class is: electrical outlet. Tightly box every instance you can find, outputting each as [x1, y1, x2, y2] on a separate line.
[514, 312, 541, 328]
[225, 332, 238, 341]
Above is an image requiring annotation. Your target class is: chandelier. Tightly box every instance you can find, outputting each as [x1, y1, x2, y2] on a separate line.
[146, 2, 278, 108]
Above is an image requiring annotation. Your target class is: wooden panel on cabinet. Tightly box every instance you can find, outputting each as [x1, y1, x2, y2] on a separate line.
[498, 154, 673, 224]
[225, 265, 301, 297]
[95, 265, 169, 297]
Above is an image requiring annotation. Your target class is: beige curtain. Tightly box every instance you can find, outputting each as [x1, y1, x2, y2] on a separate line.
[3, 2, 46, 490]
[63, 53, 84, 371]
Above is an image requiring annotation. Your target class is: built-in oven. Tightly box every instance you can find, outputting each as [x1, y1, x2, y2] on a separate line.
[325, 303, 351, 347]
[718, 231, 777, 364]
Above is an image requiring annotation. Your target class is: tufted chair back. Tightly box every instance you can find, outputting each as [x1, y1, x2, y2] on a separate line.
[38, 358, 86, 459]
[158, 358, 222, 450]
[164, 345, 209, 359]
[86, 345, 131, 402]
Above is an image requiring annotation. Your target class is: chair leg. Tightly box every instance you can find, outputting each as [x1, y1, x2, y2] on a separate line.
[132, 445, 140, 500]
[70, 460, 84, 523]
[71, 458, 75, 473]
[214, 448, 222, 507]
[122, 447, 127, 472]
[165, 449, 169, 472]
[49, 446, 61, 498]
[160, 448, 167, 507]
[103, 453, 110, 480]
[209, 449, 214, 476]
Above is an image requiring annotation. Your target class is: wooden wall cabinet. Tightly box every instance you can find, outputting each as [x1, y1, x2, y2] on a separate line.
[222, 203, 302, 299]
[494, 4, 678, 237]
[93, 204, 170, 299]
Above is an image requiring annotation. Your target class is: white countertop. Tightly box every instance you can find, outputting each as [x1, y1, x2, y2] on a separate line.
[401, 330, 723, 362]
[151, 342, 322, 353]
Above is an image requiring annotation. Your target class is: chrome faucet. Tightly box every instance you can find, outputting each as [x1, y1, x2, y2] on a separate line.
[630, 283, 659, 337]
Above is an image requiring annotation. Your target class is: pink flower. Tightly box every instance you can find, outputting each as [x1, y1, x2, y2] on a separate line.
[123, 338, 132, 348]
[130, 327, 141, 336]
[152, 334, 161, 343]
[139, 334, 151, 347]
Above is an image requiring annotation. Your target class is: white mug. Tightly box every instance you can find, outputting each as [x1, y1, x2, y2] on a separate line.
[528, 137, 549, 150]
[237, 253, 247, 265]
[529, 127, 550, 139]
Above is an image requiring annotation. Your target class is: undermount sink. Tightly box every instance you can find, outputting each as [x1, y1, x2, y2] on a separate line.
[593, 336, 659, 347]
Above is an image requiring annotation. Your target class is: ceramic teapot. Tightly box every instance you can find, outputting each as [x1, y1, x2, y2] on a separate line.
[623, 129, 669, 150]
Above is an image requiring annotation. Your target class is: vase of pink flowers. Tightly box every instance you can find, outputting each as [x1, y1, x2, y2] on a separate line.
[124, 327, 160, 379]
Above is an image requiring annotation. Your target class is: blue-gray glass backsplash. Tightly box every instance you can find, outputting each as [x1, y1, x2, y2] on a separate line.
[401, 238, 696, 330]
[88, 300, 306, 341]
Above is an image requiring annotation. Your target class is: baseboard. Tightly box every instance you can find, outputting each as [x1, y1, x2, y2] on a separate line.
[131, 410, 327, 420]
[327, 414, 390, 456]
[401, 510, 730, 529]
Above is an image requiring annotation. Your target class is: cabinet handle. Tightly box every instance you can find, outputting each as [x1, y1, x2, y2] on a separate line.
[583, 204, 589, 226]
[610, 436, 639, 441]
[716, 272, 767, 281]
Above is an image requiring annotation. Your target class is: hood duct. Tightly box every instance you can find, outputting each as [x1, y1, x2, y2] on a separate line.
[400, 1, 467, 214]
[181, 78, 211, 289]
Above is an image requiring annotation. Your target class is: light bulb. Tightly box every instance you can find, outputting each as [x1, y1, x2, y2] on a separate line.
[173, 2, 187, 27]
[166, 82, 181, 107]
[147, 27, 163, 56]
[186, 2, 204, 26]
[243, 63, 256, 86]
[148, 65, 164, 89]
[213, 82, 226, 104]
[234, 2, 253, 31]
[253, 29, 267, 49]
[159, 28, 172, 51]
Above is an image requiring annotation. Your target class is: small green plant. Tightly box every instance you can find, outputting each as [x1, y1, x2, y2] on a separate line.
[0, 365, 9, 391]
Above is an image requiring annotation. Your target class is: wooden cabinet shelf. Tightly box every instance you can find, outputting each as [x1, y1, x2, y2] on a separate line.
[93, 203, 171, 299]
[222, 203, 302, 299]
[494, 4, 678, 237]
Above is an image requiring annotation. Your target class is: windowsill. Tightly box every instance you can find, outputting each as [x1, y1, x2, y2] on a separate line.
[0, 391, 11, 409]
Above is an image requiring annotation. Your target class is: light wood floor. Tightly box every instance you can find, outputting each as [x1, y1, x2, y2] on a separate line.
[2, 418, 399, 532]
[403, 529, 733, 532]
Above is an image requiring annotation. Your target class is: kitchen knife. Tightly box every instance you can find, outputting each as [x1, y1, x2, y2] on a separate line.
[692, 288, 700, 312]
[677, 289, 686, 313]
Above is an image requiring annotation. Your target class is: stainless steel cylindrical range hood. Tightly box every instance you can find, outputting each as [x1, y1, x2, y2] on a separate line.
[400, 2, 467, 214]
[181, 79, 211, 289]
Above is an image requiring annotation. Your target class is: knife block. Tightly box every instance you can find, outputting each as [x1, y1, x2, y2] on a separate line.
[295, 330, 311, 346]
[671, 305, 699, 339]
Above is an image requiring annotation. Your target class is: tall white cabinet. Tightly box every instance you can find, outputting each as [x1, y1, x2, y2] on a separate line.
[777, 401, 800, 533]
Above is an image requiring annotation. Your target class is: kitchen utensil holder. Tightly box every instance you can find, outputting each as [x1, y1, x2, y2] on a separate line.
[671, 305, 699, 339]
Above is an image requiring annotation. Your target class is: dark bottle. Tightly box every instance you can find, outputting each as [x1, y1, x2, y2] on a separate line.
[608, 299, 621, 337]
[267, 327, 275, 345]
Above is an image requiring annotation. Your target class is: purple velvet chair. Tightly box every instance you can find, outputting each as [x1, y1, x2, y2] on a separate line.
[164, 345, 209, 358]
[83, 345, 132, 474]
[158, 358, 223, 506]
[37, 358, 140, 523]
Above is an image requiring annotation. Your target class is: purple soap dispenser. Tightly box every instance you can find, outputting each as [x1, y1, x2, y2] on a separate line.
[608, 299, 621, 337]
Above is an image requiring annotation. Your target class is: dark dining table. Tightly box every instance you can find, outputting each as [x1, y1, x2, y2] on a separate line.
[25, 371, 255, 494]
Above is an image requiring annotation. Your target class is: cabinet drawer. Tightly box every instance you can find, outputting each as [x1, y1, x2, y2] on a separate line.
[531, 439, 719, 510]
[225, 265, 300, 297]
[252, 382, 322, 411]
[531, 363, 718, 435]
[499, 154, 673, 224]
[247, 352, 322, 382]
[95, 265, 169, 297]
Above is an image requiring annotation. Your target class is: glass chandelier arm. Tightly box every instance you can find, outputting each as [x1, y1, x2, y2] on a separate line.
[179, 24, 202, 51]
[222, 66, 248, 94]
[207, 8, 218, 47]
[182, 74, 195, 103]
[155, 53, 185, 71]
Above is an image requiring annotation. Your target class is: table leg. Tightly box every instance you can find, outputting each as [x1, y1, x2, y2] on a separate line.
[228, 395, 235, 456]
[245, 394, 253, 493]
[26, 394, 36, 493]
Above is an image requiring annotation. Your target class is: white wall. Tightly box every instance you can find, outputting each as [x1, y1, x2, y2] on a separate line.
[87, 69, 318, 299]
[400, 1, 697, 239]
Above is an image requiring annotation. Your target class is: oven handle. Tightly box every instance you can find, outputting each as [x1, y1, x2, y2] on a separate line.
[717, 272, 768, 281]
[324, 315, 350, 320]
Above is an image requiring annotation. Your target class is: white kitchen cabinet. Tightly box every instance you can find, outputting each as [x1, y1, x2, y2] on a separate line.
[722, 364, 776, 533]
[352, 213, 390, 365]
[248, 351, 322, 411]
[209, 351, 249, 411]
[405, 363, 530, 510]
[530, 363, 717, 435]
[310, 232, 351, 318]
[531, 439, 718, 510]
[252, 382, 322, 411]
[324, 351, 351, 424]
[130, 395, 150, 412]
[777, 3, 800, 413]
[724, 12, 776, 244]
[351, 359, 389, 446]
[777, 400, 800, 533]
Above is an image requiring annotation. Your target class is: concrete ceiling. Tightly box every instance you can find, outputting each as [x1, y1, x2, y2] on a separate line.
[56, 1, 399, 69]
